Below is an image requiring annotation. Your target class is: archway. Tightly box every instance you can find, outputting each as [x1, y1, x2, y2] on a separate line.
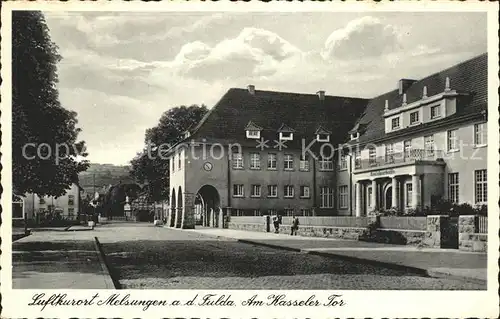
[176, 186, 183, 228]
[170, 188, 176, 227]
[196, 185, 220, 227]
[385, 186, 393, 210]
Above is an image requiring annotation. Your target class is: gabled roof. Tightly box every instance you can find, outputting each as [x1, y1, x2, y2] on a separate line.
[348, 53, 487, 145]
[315, 126, 331, 135]
[189, 88, 369, 149]
[277, 123, 296, 133]
[244, 121, 263, 131]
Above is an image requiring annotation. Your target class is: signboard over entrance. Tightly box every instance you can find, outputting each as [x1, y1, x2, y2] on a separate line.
[370, 169, 395, 177]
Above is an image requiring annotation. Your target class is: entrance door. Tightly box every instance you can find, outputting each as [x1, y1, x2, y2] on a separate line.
[385, 186, 392, 210]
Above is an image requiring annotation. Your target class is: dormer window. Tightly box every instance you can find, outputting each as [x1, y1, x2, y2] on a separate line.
[391, 117, 400, 130]
[246, 130, 260, 139]
[280, 132, 293, 141]
[350, 132, 359, 141]
[315, 126, 331, 142]
[278, 123, 295, 141]
[245, 121, 262, 139]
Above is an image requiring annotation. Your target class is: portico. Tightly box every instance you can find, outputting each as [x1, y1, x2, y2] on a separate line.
[354, 161, 445, 216]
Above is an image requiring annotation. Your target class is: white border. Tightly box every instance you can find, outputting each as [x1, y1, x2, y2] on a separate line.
[1, 2, 498, 318]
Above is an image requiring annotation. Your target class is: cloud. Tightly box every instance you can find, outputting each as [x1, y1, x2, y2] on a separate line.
[171, 27, 303, 81]
[322, 16, 402, 60]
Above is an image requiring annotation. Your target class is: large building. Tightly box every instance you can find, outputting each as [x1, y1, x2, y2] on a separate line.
[166, 53, 487, 229]
[18, 183, 82, 221]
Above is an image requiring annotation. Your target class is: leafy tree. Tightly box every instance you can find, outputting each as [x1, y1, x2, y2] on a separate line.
[130, 105, 208, 202]
[12, 11, 89, 197]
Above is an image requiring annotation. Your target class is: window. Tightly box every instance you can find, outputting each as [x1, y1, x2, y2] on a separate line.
[317, 134, 330, 142]
[319, 156, 333, 171]
[350, 132, 359, 140]
[299, 154, 309, 171]
[250, 153, 261, 169]
[253, 209, 261, 216]
[406, 183, 413, 207]
[171, 158, 174, 172]
[233, 184, 244, 197]
[320, 187, 334, 208]
[338, 185, 348, 209]
[300, 186, 310, 198]
[367, 187, 372, 207]
[268, 209, 277, 216]
[339, 154, 348, 170]
[267, 153, 277, 169]
[178, 154, 181, 170]
[280, 132, 293, 140]
[430, 105, 440, 119]
[475, 169, 487, 204]
[424, 135, 435, 156]
[68, 208, 75, 216]
[251, 184, 261, 197]
[410, 111, 419, 125]
[284, 185, 294, 198]
[232, 153, 243, 169]
[267, 185, 278, 198]
[284, 154, 294, 170]
[68, 195, 75, 206]
[284, 208, 294, 216]
[39, 197, 46, 204]
[300, 209, 313, 217]
[447, 129, 458, 151]
[391, 117, 400, 130]
[369, 147, 377, 166]
[233, 209, 244, 216]
[448, 173, 459, 203]
[404, 140, 412, 158]
[474, 123, 487, 146]
[385, 144, 394, 163]
[354, 150, 361, 168]
[246, 130, 260, 139]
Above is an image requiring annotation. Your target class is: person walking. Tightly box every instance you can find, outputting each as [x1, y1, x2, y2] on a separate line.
[272, 214, 280, 233]
[291, 215, 299, 236]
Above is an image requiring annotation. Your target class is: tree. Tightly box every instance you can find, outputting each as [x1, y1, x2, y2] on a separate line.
[12, 11, 89, 197]
[130, 105, 208, 202]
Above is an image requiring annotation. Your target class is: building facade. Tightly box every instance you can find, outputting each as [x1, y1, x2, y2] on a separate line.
[21, 183, 82, 220]
[166, 53, 488, 228]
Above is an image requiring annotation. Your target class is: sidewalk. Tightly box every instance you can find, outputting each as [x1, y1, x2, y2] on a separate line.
[12, 231, 114, 289]
[181, 227, 487, 284]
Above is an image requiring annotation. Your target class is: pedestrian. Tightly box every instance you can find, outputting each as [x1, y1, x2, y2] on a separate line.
[272, 214, 280, 233]
[291, 215, 299, 236]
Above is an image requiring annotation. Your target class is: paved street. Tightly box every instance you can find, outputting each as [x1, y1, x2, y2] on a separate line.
[96, 223, 484, 290]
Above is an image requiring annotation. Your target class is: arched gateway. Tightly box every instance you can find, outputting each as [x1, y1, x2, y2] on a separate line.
[195, 185, 221, 227]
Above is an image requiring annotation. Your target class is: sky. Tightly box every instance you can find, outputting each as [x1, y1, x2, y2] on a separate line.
[43, 11, 487, 165]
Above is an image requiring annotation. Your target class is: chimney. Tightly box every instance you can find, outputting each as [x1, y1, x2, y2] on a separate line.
[317, 90, 325, 101]
[444, 77, 451, 92]
[398, 79, 416, 95]
[247, 85, 255, 95]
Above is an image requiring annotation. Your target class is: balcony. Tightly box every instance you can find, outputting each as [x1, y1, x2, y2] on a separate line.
[355, 149, 445, 170]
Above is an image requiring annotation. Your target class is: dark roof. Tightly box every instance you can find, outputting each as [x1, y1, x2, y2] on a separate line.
[349, 53, 488, 145]
[189, 89, 369, 149]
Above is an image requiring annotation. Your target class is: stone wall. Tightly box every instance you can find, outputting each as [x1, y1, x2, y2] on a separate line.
[228, 222, 267, 232]
[422, 215, 448, 248]
[279, 225, 365, 240]
[459, 215, 487, 252]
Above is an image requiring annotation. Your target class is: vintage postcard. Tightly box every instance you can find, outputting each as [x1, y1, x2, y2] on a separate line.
[1, 1, 498, 318]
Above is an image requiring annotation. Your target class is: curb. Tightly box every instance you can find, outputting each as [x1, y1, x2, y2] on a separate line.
[93, 236, 121, 289]
[237, 238, 486, 285]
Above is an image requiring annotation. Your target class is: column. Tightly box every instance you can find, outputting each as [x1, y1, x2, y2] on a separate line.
[371, 179, 377, 210]
[391, 176, 399, 209]
[412, 174, 420, 209]
[355, 181, 362, 217]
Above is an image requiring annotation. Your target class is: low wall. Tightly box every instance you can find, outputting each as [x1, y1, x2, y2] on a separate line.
[281, 216, 373, 228]
[227, 222, 267, 232]
[459, 215, 487, 252]
[279, 225, 366, 241]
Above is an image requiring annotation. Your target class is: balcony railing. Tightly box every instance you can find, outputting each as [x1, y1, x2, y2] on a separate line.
[355, 149, 445, 170]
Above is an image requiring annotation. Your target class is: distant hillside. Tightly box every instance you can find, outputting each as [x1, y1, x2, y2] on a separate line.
[79, 163, 135, 194]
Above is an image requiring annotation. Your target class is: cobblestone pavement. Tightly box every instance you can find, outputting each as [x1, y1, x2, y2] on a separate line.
[98, 223, 484, 290]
